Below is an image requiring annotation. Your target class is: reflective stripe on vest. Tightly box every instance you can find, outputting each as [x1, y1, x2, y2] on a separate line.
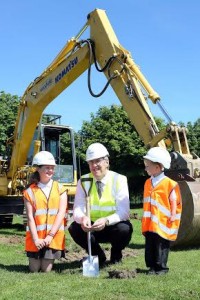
[143, 197, 181, 220]
[26, 224, 65, 232]
[81, 171, 122, 221]
[23, 181, 66, 251]
[142, 177, 182, 241]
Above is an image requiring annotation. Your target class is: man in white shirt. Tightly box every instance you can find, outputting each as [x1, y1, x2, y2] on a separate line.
[68, 143, 133, 266]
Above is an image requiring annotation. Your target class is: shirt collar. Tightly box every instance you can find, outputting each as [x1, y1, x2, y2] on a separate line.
[151, 172, 166, 187]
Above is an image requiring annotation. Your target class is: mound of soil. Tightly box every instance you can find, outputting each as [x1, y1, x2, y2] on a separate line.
[108, 269, 137, 279]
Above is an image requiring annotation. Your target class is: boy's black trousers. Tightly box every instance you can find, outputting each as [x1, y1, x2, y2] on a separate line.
[145, 231, 170, 271]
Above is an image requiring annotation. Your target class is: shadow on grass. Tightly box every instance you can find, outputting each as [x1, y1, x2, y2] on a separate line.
[0, 224, 25, 236]
[135, 268, 147, 274]
[0, 263, 28, 273]
[54, 260, 82, 274]
[0, 260, 82, 274]
[128, 242, 144, 250]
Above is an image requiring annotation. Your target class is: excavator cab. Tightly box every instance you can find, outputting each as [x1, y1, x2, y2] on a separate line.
[42, 125, 75, 184]
[27, 114, 77, 186]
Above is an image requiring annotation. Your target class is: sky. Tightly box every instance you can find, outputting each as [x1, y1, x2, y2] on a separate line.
[1, 0, 200, 131]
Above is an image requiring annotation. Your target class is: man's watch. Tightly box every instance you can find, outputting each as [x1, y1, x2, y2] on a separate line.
[105, 218, 109, 226]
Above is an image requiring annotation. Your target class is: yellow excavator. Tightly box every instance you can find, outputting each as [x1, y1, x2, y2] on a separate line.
[0, 9, 199, 246]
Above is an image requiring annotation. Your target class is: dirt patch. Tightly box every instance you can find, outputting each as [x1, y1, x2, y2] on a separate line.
[130, 213, 141, 220]
[0, 234, 137, 264]
[0, 235, 24, 245]
[65, 247, 137, 263]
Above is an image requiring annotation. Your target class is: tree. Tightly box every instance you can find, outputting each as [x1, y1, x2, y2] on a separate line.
[0, 91, 20, 157]
[77, 105, 143, 165]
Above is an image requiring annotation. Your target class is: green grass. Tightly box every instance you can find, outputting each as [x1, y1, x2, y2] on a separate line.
[0, 210, 200, 300]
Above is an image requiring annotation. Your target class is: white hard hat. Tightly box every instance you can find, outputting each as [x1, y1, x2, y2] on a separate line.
[32, 151, 56, 166]
[86, 143, 109, 162]
[143, 147, 171, 169]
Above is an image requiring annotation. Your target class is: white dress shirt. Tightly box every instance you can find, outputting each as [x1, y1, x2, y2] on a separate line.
[73, 170, 130, 225]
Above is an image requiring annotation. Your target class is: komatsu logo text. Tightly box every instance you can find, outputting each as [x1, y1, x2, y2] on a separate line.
[40, 78, 52, 92]
[55, 57, 78, 83]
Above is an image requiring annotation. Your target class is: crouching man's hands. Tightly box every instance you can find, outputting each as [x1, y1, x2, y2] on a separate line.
[91, 217, 108, 231]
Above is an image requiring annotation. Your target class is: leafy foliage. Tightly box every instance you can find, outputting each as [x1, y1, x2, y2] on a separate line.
[186, 119, 200, 157]
[0, 91, 20, 157]
[79, 105, 145, 166]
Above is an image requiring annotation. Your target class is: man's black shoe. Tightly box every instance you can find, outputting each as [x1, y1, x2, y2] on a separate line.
[110, 250, 122, 264]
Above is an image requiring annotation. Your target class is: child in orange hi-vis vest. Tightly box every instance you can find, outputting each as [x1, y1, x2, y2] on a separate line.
[142, 147, 182, 275]
[23, 151, 67, 273]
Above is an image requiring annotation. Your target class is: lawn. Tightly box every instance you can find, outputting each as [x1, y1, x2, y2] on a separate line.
[0, 209, 199, 300]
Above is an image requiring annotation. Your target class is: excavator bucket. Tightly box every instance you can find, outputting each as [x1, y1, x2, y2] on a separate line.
[172, 181, 200, 247]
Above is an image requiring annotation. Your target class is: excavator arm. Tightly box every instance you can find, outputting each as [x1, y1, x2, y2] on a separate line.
[9, 9, 168, 181]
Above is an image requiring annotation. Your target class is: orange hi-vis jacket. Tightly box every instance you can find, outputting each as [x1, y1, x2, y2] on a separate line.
[142, 177, 182, 241]
[23, 181, 67, 252]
